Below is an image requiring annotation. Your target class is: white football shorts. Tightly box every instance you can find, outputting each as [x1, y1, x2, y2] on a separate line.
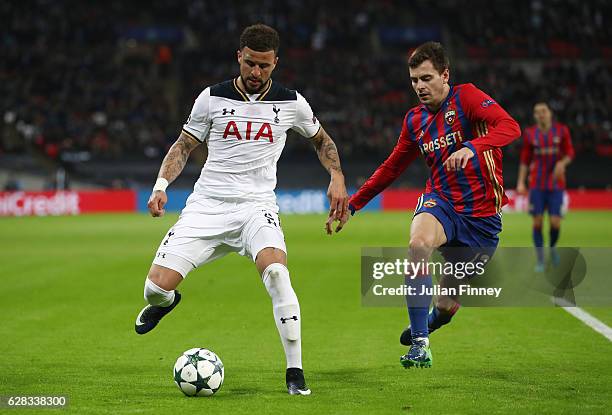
[152, 195, 286, 277]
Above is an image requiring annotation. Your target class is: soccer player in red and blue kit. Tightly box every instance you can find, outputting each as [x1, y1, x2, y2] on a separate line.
[331, 42, 520, 368]
[517, 102, 574, 272]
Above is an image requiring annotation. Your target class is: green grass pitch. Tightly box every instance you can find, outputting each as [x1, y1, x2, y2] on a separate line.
[1, 210, 611, 414]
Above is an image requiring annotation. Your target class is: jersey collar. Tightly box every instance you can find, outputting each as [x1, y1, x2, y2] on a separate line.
[233, 77, 273, 102]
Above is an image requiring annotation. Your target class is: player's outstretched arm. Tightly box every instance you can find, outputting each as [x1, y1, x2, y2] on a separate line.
[310, 127, 349, 234]
[147, 132, 201, 217]
[348, 114, 420, 216]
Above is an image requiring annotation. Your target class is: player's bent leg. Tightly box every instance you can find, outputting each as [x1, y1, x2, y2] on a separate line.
[148, 264, 184, 292]
[256, 248, 310, 396]
[429, 295, 460, 330]
[135, 265, 184, 335]
[400, 212, 445, 368]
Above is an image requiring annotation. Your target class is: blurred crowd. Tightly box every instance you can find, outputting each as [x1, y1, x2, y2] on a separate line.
[1, 0, 611, 163]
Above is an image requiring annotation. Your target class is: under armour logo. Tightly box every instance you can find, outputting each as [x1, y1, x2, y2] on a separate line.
[280, 316, 298, 323]
[272, 104, 280, 124]
[223, 108, 235, 115]
[157, 252, 166, 259]
[163, 231, 174, 245]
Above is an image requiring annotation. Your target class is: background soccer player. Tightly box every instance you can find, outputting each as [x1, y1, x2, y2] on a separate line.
[517, 102, 575, 271]
[333, 42, 520, 368]
[134, 24, 349, 395]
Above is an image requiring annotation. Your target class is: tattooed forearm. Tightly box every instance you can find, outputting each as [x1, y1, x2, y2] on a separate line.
[312, 127, 343, 176]
[158, 132, 200, 183]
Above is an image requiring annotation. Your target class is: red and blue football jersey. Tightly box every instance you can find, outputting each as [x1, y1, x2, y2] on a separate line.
[520, 122, 574, 190]
[350, 83, 521, 217]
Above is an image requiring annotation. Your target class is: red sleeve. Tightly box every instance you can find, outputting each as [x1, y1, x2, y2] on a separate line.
[519, 129, 533, 165]
[561, 124, 575, 160]
[349, 114, 420, 211]
[460, 84, 521, 153]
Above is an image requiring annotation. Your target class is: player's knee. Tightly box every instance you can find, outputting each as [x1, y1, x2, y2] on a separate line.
[147, 268, 164, 287]
[533, 216, 543, 229]
[409, 235, 434, 260]
[550, 216, 561, 229]
[256, 247, 287, 274]
[147, 265, 182, 291]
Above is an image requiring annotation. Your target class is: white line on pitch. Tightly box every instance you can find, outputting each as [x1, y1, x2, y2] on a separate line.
[553, 297, 612, 342]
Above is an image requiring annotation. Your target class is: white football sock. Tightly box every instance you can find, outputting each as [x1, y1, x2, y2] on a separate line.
[262, 263, 302, 369]
[144, 278, 175, 307]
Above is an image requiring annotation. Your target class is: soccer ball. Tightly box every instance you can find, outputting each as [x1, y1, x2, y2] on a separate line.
[173, 348, 224, 396]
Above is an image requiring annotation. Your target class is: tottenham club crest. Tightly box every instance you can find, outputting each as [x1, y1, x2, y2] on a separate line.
[423, 198, 437, 208]
[272, 104, 280, 124]
[444, 109, 456, 125]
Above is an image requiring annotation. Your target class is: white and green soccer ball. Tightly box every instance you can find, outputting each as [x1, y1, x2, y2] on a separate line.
[173, 348, 224, 396]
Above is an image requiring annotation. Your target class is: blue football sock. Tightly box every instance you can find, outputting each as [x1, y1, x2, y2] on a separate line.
[405, 274, 432, 339]
[533, 226, 544, 263]
[427, 303, 460, 331]
[550, 227, 560, 247]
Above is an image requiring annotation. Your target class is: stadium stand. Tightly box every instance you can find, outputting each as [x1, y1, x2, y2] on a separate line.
[1, 0, 610, 189]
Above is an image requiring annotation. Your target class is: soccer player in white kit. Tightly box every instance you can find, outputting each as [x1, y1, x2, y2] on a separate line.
[133, 24, 349, 395]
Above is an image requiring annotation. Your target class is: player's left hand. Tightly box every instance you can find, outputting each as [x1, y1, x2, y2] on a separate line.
[326, 174, 349, 221]
[325, 175, 349, 234]
[553, 161, 566, 181]
[443, 147, 475, 171]
[326, 210, 350, 234]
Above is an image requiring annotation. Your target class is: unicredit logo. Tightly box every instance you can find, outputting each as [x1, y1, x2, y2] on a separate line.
[0, 192, 80, 216]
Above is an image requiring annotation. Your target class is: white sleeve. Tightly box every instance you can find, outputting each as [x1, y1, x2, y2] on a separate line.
[182, 88, 211, 142]
[291, 92, 321, 138]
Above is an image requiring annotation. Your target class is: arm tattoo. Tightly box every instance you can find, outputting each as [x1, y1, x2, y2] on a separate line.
[312, 128, 343, 175]
[158, 133, 200, 183]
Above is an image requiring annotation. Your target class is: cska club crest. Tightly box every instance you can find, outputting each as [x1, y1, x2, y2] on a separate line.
[423, 199, 437, 208]
[444, 109, 456, 125]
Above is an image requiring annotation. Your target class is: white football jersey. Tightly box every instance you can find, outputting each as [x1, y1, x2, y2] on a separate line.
[182, 78, 321, 202]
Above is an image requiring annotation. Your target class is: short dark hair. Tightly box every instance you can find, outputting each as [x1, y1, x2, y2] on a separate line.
[239, 24, 280, 55]
[408, 41, 449, 74]
[534, 101, 551, 109]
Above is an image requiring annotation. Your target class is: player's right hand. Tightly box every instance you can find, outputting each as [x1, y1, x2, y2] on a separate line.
[517, 182, 527, 195]
[552, 161, 566, 182]
[148, 190, 167, 217]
